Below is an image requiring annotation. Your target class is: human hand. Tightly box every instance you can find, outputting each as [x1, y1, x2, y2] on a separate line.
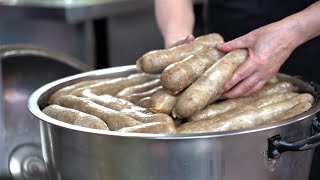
[217, 21, 300, 98]
[166, 35, 195, 48]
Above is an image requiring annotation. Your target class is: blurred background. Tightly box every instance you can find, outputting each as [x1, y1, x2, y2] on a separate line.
[0, 0, 205, 69]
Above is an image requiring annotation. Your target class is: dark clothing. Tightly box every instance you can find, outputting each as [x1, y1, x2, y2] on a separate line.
[205, 0, 320, 83]
[205, 1, 320, 180]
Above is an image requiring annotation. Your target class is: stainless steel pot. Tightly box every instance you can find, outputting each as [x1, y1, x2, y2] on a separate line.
[28, 65, 320, 180]
[0, 44, 91, 180]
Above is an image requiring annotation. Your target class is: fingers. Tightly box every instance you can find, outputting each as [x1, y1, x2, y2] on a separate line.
[223, 72, 265, 98]
[223, 54, 255, 92]
[168, 35, 195, 48]
[185, 35, 195, 43]
[217, 35, 251, 52]
[242, 80, 266, 97]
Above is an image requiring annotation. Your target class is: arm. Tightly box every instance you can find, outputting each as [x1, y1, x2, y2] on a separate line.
[217, 1, 320, 98]
[155, 0, 195, 48]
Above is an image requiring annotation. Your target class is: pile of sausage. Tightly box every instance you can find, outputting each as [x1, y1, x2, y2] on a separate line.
[43, 33, 314, 134]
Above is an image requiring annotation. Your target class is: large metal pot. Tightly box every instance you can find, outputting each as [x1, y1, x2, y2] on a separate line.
[28, 65, 320, 180]
[0, 44, 90, 180]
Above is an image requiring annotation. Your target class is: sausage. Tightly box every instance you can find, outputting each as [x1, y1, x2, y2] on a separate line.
[116, 79, 161, 98]
[135, 97, 151, 108]
[118, 122, 176, 134]
[268, 102, 312, 123]
[179, 92, 298, 131]
[187, 81, 297, 122]
[173, 49, 248, 119]
[49, 79, 107, 104]
[79, 89, 150, 114]
[71, 73, 158, 96]
[43, 105, 109, 130]
[123, 86, 163, 103]
[255, 81, 298, 97]
[149, 89, 178, 115]
[206, 92, 297, 122]
[189, 91, 298, 122]
[187, 97, 253, 122]
[161, 48, 225, 95]
[178, 93, 314, 134]
[90, 92, 149, 113]
[136, 33, 224, 73]
[55, 95, 142, 131]
[80, 92, 176, 131]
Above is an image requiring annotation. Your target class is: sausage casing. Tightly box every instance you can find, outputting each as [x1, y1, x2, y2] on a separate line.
[135, 97, 151, 108]
[55, 95, 142, 131]
[116, 79, 161, 98]
[179, 92, 297, 131]
[161, 48, 224, 95]
[150, 89, 178, 115]
[136, 33, 224, 73]
[268, 102, 312, 123]
[123, 86, 163, 103]
[71, 73, 158, 96]
[178, 93, 314, 134]
[173, 49, 248, 119]
[49, 79, 107, 104]
[43, 104, 109, 130]
[118, 122, 176, 134]
[80, 92, 176, 130]
[187, 81, 297, 121]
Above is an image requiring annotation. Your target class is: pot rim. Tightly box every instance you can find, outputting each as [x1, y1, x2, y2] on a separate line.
[28, 65, 320, 139]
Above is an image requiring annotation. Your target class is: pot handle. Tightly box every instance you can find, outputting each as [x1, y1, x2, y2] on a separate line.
[268, 117, 320, 159]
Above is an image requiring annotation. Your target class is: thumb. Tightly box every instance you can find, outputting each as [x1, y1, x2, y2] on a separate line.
[184, 35, 195, 43]
[168, 35, 195, 48]
[217, 36, 249, 52]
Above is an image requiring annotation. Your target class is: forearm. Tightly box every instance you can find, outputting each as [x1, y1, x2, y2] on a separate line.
[155, 0, 195, 47]
[281, 1, 320, 48]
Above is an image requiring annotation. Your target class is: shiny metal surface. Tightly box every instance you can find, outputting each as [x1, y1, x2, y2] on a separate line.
[0, 0, 153, 23]
[28, 65, 320, 180]
[0, 44, 90, 178]
[9, 144, 47, 180]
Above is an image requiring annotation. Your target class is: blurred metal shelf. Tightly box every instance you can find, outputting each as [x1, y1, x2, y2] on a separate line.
[0, 0, 152, 23]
